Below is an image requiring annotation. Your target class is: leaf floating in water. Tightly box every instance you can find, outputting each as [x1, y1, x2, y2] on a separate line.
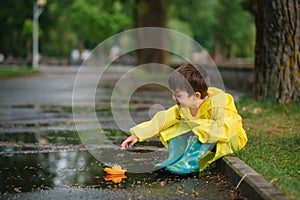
[104, 164, 126, 175]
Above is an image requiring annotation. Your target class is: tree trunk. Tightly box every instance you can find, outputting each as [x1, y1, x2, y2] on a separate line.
[254, 0, 300, 103]
[134, 0, 168, 66]
[214, 39, 223, 63]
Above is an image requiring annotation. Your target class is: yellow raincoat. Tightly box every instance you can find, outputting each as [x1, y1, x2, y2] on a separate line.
[130, 87, 248, 171]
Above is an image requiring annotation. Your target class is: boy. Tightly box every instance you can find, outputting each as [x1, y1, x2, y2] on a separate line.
[121, 63, 247, 174]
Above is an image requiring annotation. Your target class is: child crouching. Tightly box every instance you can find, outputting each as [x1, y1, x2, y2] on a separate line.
[121, 63, 247, 174]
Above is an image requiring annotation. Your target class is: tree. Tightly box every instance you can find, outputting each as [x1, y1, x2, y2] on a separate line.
[22, 19, 34, 60]
[213, 0, 255, 61]
[40, 0, 77, 57]
[254, 0, 300, 103]
[0, 1, 32, 57]
[134, 0, 167, 65]
[168, 0, 217, 53]
[168, 0, 255, 60]
[68, 0, 130, 59]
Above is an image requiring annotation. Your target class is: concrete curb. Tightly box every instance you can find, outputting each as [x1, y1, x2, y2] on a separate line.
[217, 156, 289, 200]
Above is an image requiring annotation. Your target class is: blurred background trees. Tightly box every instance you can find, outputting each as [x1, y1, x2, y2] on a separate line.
[0, 0, 131, 62]
[0, 0, 255, 64]
[1, 0, 299, 103]
[168, 0, 255, 61]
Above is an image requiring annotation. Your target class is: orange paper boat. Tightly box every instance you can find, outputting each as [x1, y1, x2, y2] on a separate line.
[104, 164, 126, 175]
[104, 174, 127, 183]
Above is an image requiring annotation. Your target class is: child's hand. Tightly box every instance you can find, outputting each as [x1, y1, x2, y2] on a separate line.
[121, 135, 138, 150]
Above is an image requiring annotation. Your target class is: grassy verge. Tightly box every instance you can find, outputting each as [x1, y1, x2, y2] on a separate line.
[235, 97, 300, 200]
[0, 66, 39, 78]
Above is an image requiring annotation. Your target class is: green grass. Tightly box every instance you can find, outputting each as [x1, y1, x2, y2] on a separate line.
[235, 97, 300, 200]
[0, 66, 39, 78]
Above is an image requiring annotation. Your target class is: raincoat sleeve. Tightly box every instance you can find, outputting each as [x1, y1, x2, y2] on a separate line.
[192, 93, 245, 145]
[130, 105, 181, 142]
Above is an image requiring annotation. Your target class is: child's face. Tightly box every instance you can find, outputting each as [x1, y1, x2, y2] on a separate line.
[172, 88, 199, 108]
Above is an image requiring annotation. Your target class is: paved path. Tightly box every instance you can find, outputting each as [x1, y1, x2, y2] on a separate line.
[0, 66, 80, 134]
[0, 66, 78, 106]
[0, 66, 245, 199]
[0, 66, 131, 132]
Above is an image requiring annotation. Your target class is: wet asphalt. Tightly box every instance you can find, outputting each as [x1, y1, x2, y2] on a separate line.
[0, 66, 245, 199]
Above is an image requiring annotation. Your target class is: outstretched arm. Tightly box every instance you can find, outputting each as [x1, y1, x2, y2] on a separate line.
[129, 105, 180, 142]
[121, 105, 180, 150]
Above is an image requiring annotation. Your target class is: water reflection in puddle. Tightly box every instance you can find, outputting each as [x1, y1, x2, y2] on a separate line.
[0, 138, 168, 193]
[0, 130, 244, 199]
[0, 149, 241, 200]
[1, 151, 102, 193]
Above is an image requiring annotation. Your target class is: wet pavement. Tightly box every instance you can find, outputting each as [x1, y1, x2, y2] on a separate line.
[0, 66, 246, 199]
[0, 146, 241, 199]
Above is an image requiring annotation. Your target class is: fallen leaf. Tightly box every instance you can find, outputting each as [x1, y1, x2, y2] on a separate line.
[160, 181, 167, 186]
[192, 189, 200, 196]
[14, 187, 21, 193]
[177, 190, 184, 194]
[253, 107, 262, 114]
[270, 178, 278, 184]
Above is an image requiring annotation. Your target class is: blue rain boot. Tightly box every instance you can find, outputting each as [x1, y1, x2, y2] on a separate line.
[154, 134, 187, 170]
[165, 136, 214, 174]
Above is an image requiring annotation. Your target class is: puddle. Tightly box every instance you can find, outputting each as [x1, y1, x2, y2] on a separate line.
[0, 129, 245, 199]
[0, 149, 244, 200]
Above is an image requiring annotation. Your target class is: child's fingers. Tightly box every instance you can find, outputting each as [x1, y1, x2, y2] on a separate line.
[120, 140, 129, 150]
[120, 135, 138, 150]
[120, 143, 125, 150]
[121, 137, 133, 149]
[121, 144, 128, 150]
[129, 136, 138, 147]
[129, 140, 136, 147]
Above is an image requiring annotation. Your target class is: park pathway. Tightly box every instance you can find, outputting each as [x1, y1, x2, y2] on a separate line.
[0, 66, 245, 199]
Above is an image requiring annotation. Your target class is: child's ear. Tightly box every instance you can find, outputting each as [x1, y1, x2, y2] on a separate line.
[195, 92, 201, 99]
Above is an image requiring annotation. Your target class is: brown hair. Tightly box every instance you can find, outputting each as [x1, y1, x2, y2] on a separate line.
[168, 63, 209, 98]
